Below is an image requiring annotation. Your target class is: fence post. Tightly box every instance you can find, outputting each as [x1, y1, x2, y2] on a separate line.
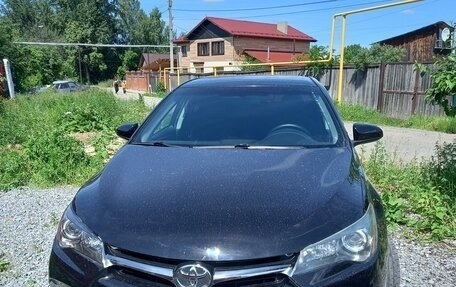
[377, 61, 386, 112]
[411, 67, 420, 116]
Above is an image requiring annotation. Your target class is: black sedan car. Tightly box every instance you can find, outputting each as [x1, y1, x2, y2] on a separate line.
[49, 76, 399, 287]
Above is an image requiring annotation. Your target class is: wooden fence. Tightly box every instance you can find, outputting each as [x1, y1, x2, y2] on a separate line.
[162, 62, 451, 119]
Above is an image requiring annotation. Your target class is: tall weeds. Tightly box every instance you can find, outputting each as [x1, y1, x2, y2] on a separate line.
[0, 90, 149, 190]
[364, 142, 456, 240]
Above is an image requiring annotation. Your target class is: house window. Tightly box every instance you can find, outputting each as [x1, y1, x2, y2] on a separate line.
[193, 62, 204, 73]
[211, 41, 225, 55]
[197, 42, 209, 56]
[181, 45, 187, 57]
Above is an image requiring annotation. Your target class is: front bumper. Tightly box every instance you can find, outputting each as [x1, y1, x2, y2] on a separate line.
[49, 240, 389, 287]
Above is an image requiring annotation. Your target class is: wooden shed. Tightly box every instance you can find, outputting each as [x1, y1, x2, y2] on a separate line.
[376, 21, 454, 62]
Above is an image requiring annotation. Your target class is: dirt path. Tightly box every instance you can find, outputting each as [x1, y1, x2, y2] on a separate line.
[109, 87, 162, 108]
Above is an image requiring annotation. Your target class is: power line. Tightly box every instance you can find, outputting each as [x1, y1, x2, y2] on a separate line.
[174, 0, 337, 12]
[13, 42, 174, 48]
[231, 0, 391, 19]
[172, 1, 390, 21]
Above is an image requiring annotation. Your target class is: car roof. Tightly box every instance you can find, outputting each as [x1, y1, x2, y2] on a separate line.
[180, 76, 318, 88]
[52, 80, 76, 84]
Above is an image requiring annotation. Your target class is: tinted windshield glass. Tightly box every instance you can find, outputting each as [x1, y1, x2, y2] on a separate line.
[133, 85, 341, 148]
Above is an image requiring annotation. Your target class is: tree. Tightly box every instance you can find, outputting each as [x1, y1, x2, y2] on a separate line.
[426, 54, 456, 117]
[344, 44, 369, 70]
[344, 44, 405, 71]
[117, 49, 139, 78]
[0, 0, 169, 88]
[293, 45, 335, 77]
[241, 55, 266, 72]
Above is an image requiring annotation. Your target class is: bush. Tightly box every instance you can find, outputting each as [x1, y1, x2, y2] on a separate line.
[0, 89, 150, 190]
[23, 130, 96, 186]
[156, 81, 166, 93]
[364, 142, 456, 240]
[422, 140, 456, 202]
[0, 149, 29, 191]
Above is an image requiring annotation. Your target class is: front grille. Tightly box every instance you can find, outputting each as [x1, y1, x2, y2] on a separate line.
[104, 245, 298, 287]
[214, 274, 295, 287]
[108, 246, 296, 269]
[96, 268, 174, 287]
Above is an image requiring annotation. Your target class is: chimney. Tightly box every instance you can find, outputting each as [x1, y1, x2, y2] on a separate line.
[277, 21, 288, 34]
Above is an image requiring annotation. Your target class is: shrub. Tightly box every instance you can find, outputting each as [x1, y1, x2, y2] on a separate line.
[0, 90, 150, 190]
[364, 142, 456, 240]
[423, 140, 456, 198]
[22, 130, 97, 186]
[0, 149, 30, 191]
[156, 81, 166, 93]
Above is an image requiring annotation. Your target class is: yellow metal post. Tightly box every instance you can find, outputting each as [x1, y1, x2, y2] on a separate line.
[270, 65, 275, 75]
[164, 69, 168, 91]
[213, 67, 217, 76]
[177, 68, 180, 86]
[335, 0, 422, 104]
[337, 15, 347, 105]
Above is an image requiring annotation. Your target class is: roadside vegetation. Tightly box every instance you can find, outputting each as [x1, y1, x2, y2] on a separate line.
[0, 93, 455, 241]
[338, 104, 456, 134]
[0, 89, 150, 190]
[364, 142, 455, 241]
[340, 105, 455, 241]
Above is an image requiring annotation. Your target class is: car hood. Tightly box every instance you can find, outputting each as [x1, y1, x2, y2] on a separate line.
[74, 144, 366, 261]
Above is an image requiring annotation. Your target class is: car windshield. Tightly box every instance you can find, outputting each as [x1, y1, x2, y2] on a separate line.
[133, 85, 342, 148]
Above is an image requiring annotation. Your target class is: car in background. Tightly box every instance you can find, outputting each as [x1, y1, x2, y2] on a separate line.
[28, 84, 51, 94]
[52, 80, 87, 92]
[49, 76, 399, 287]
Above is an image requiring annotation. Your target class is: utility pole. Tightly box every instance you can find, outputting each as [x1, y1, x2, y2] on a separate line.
[168, 0, 174, 73]
[2, 59, 15, 99]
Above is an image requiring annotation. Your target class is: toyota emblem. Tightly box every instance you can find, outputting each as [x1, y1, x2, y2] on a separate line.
[174, 264, 213, 287]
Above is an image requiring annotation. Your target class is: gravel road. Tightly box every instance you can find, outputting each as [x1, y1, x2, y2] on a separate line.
[1, 185, 455, 287]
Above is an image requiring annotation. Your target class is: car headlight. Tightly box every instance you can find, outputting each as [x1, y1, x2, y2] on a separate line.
[56, 206, 104, 264]
[292, 204, 378, 275]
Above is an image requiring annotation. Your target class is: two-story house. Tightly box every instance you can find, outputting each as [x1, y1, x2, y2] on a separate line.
[174, 17, 317, 73]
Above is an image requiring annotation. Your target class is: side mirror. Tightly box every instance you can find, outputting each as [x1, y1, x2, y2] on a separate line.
[352, 123, 383, 146]
[116, 123, 138, 140]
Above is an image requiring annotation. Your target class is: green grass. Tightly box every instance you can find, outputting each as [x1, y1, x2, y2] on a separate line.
[338, 103, 456, 240]
[337, 104, 456, 134]
[364, 142, 456, 241]
[141, 91, 167, 98]
[0, 89, 150, 190]
[0, 255, 10, 272]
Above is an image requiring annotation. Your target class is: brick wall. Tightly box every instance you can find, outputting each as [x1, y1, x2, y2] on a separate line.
[179, 36, 311, 67]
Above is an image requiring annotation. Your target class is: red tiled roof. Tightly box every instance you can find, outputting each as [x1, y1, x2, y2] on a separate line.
[244, 50, 301, 63]
[207, 17, 316, 41]
[141, 53, 170, 66]
[173, 36, 190, 44]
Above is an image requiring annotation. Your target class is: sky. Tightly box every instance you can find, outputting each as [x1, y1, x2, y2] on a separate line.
[140, 0, 455, 50]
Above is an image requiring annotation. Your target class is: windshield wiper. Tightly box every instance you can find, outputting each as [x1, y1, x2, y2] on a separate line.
[134, 141, 173, 147]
